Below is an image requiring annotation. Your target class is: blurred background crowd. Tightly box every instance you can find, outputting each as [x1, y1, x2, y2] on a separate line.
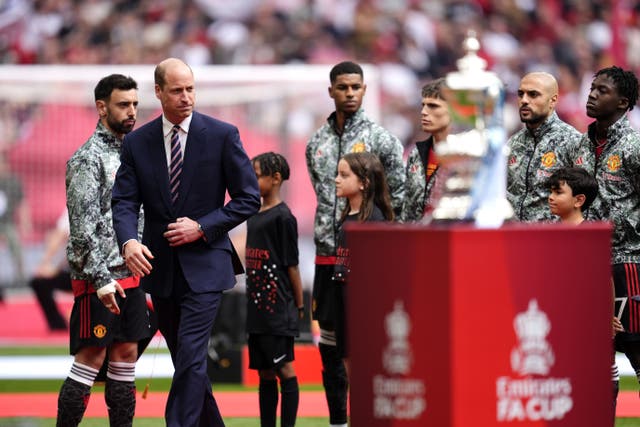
[1, 0, 640, 291]
[1, 0, 639, 136]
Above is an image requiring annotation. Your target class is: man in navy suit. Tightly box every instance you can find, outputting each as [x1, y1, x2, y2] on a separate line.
[112, 58, 260, 427]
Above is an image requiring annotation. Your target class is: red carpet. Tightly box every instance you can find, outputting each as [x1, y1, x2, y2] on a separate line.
[0, 391, 328, 418]
[0, 391, 638, 418]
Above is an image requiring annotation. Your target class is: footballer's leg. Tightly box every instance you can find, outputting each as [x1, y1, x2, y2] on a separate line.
[319, 335, 348, 427]
[57, 347, 106, 427]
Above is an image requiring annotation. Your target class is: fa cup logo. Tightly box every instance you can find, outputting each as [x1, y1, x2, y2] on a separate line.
[510, 299, 555, 376]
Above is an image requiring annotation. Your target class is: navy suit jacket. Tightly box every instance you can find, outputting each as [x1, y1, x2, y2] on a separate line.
[112, 112, 260, 298]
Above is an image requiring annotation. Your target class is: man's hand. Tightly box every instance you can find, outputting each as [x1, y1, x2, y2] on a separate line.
[98, 281, 126, 315]
[164, 217, 204, 247]
[123, 240, 154, 277]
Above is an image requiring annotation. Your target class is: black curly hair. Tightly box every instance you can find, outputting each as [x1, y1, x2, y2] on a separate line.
[251, 152, 290, 180]
[595, 66, 639, 111]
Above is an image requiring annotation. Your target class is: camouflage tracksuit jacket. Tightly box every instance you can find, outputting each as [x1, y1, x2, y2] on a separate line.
[575, 115, 640, 264]
[507, 112, 582, 222]
[306, 108, 405, 256]
[66, 121, 141, 291]
[401, 137, 439, 222]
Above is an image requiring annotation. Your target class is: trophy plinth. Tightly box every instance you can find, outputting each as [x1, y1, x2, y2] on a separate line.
[426, 31, 513, 227]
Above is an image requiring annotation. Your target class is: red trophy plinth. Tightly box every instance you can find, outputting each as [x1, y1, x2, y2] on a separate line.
[347, 222, 612, 426]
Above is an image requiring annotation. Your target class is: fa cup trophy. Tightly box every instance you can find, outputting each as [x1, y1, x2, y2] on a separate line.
[427, 32, 513, 227]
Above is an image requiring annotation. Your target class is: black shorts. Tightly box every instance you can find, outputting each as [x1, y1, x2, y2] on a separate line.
[248, 334, 295, 370]
[69, 286, 154, 355]
[615, 331, 640, 354]
[312, 264, 340, 329]
[613, 263, 640, 334]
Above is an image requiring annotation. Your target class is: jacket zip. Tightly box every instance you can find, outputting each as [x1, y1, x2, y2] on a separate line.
[518, 133, 538, 219]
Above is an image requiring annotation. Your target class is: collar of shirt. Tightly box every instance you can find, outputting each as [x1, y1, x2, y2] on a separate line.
[95, 120, 122, 148]
[162, 114, 192, 167]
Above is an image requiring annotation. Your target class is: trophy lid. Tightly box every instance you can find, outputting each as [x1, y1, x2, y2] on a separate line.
[446, 31, 501, 91]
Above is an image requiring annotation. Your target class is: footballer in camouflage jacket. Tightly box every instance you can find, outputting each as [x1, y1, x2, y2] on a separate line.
[66, 121, 142, 292]
[575, 115, 640, 264]
[507, 111, 581, 222]
[306, 108, 404, 256]
[401, 137, 439, 222]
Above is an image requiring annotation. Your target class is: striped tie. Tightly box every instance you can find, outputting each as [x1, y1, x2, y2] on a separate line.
[169, 125, 182, 205]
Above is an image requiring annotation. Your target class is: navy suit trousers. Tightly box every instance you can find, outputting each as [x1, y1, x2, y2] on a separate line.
[152, 261, 224, 427]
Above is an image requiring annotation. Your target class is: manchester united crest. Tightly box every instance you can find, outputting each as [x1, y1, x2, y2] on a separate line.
[93, 324, 107, 338]
[606, 154, 621, 172]
[351, 142, 366, 153]
[540, 151, 556, 169]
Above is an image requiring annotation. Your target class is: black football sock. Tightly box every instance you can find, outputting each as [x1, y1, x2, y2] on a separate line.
[612, 362, 619, 413]
[319, 343, 348, 424]
[280, 376, 299, 427]
[259, 378, 278, 427]
[613, 379, 619, 414]
[56, 378, 91, 427]
[105, 361, 136, 427]
[105, 378, 136, 427]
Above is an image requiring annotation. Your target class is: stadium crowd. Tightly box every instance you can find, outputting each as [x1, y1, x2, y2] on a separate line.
[0, 3, 638, 421]
[0, 0, 639, 141]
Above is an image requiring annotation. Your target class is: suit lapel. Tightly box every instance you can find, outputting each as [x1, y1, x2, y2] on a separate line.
[147, 117, 172, 211]
[174, 112, 204, 212]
